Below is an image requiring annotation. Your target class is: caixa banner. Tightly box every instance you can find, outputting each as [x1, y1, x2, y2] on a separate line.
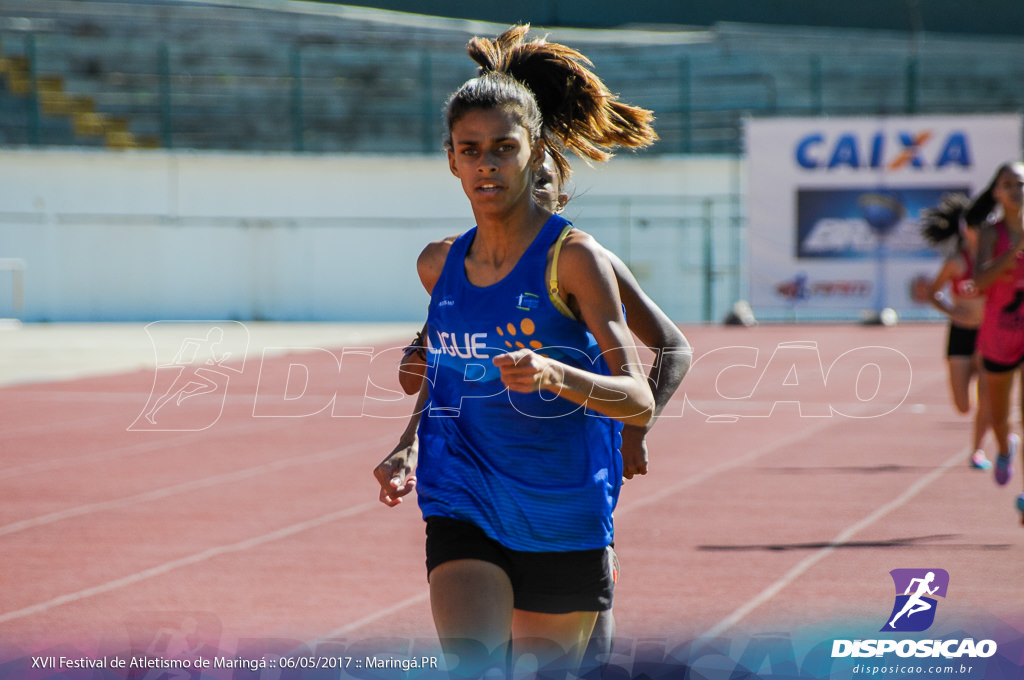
[745, 114, 1021, 320]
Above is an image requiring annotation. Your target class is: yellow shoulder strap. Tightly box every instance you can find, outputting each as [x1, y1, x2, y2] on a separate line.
[549, 223, 578, 320]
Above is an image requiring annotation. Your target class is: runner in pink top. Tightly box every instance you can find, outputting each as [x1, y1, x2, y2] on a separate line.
[973, 162, 1024, 522]
[977, 219, 1024, 365]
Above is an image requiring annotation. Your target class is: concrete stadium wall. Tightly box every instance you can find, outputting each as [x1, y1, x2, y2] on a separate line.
[0, 149, 743, 323]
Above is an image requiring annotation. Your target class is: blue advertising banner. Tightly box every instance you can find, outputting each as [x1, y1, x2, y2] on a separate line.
[746, 115, 1022, 320]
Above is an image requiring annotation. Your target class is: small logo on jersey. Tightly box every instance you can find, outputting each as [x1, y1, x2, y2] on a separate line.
[957, 279, 977, 296]
[439, 296, 456, 308]
[496, 318, 544, 351]
[881, 568, 949, 632]
[515, 292, 540, 311]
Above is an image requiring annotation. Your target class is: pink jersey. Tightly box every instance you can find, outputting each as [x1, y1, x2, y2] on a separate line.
[977, 220, 1024, 365]
[950, 248, 980, 300]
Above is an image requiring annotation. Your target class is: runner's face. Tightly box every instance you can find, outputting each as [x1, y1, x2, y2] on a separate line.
[534, 154, 568, 213]
[993, 164, 1024, 212]
[447, 108, 539, 213]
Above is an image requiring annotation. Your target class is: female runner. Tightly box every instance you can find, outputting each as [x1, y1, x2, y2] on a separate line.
[921, 193, 990, 469]
[971, 162, 1024, 522]
[374, 25, 664, 675]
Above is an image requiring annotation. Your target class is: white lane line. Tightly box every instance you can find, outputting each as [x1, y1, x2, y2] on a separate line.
[2, 391, 194, 403]
[0, 500, 380, 624]
[616, 362, 945, 518]
[1, 404, 405, 480]
[318, 592, 432, 641]
[700, 444, 969, 639]
[4, 411, 131, 438]
[0, 434, 394, 538]
[616, 417, 838, 518]
[0, 419, 292, 480]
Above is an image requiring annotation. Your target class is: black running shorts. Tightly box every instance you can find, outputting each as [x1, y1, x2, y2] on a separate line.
[946, 324, 978, 358]
[424, 515, 616, 614]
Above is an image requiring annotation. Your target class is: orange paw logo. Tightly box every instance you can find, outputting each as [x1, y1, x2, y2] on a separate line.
[496, 318, 544, 351]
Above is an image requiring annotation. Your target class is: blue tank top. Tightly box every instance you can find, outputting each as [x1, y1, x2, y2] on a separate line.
[417, 214, 623, 552]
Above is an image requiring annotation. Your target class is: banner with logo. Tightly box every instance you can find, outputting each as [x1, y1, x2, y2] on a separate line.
[746, 114, 1022, 319]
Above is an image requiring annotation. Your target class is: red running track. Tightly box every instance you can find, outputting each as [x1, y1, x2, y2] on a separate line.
[1, 322, 1022, 668]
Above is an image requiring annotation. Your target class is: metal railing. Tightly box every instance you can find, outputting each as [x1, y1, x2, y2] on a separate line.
[3, 28, 1024, 155]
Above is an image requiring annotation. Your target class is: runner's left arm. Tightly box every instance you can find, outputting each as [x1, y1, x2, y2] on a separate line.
[606, 249, 692, 478]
